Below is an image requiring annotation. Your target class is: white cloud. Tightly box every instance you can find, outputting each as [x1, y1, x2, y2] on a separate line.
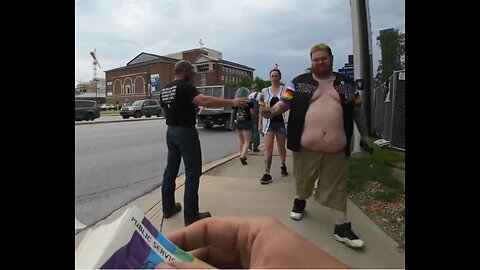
[75, 0, 405, 86]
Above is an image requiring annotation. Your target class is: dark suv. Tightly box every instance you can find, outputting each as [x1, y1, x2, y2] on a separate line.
[75, 100, 100, 121]
[120, 99, 161, 119]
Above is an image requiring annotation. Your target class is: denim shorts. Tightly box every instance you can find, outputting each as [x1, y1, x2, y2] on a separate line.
[235, 121, 253, 130]
[267, 121, 286, 134]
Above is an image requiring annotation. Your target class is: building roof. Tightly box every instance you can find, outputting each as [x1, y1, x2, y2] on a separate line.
[194, 54, 219, 63]
[192, 53, 254, 71]
[126, 52, 178, 66]
[174, 47, 222, 57]
[105, 48, 254, 73]
[218, 59, 255, 71]
[104, 52, 178, 72]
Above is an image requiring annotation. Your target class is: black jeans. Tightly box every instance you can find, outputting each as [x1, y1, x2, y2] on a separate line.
[251, 115, 260, 149]
[162, 126, 202, 221]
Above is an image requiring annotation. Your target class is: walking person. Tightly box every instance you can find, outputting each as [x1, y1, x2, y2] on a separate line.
[258, 67, 289, 184]
[260, 44, 373, 248]
[232, 87, 255, 165]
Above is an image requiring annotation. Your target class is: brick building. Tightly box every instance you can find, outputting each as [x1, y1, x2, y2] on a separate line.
[104, 47, 254, 105]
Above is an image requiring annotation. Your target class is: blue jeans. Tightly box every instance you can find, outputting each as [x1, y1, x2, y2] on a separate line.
[162, 126, 202, 221]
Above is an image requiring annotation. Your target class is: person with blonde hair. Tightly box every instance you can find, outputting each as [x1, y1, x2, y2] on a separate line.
[260, 44, 372, 248]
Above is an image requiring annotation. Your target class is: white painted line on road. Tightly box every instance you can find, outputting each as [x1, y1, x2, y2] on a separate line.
[75, 218, 86, 229]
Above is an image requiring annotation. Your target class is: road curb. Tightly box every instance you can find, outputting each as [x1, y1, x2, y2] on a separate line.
[75, 144, 264, 246]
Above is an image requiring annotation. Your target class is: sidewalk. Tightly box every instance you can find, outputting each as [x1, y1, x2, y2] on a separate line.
[75, 147, 405, 269]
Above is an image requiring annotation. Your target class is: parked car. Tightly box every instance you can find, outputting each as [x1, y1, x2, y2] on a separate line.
[75, 100, 100, 121]
[120, 99, 161, 119]
[100, 104, 116, 111]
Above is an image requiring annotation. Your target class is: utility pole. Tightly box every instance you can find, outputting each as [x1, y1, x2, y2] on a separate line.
[350, 0, 373, 153]
[149, 64, 152, 99]
[146, 64, 151, 99]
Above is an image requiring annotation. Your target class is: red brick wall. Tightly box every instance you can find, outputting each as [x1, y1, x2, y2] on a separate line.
[106, 62, 174, 104]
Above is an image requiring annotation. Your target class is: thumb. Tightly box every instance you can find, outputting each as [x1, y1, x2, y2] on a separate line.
[156, 260, 214, 269]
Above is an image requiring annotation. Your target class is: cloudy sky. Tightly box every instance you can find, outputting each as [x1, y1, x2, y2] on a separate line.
[75, 0, 404, 86]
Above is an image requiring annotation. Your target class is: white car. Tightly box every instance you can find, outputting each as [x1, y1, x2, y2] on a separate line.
[100, 104, 115, 110]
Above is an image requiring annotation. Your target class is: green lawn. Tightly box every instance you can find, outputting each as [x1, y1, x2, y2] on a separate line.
[349, 138, 405, 202]
[100, 110, 120, 116]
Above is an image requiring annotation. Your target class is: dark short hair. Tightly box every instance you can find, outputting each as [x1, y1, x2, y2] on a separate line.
[269, 68, 282, 79]
[174, 60, 194, 72]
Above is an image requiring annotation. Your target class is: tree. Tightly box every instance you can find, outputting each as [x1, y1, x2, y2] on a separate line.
[225, 76, 254, 88]
[375, 28, 405, 86]
[253, 76, 271, 89]
[226, 76, 271, 89]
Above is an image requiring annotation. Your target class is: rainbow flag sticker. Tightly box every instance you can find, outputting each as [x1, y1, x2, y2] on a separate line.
[258, 91, 265, 106]
[280, 88, 294, 103]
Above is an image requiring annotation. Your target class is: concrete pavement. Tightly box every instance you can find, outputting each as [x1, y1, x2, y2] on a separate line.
[75, 147, 405, 269]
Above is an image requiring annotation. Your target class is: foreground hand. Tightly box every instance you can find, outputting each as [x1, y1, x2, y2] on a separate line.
[156, 217, 350, 269]
[232, 98, 249, 107]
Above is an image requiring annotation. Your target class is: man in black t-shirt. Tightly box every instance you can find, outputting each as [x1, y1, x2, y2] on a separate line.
[160, 60, 248, 226]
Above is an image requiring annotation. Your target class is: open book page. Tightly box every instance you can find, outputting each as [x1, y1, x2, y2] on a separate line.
[75, 210, 127, 269]
[75, 205, 204, 269]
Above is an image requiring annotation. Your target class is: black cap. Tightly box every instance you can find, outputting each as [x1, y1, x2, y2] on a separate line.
[174, 60, 194, 72]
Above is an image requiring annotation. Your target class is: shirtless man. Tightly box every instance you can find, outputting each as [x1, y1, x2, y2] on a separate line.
[261, 43, 371, 248]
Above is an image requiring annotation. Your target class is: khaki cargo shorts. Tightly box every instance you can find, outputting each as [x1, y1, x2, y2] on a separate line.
[292, 148, 349, 212]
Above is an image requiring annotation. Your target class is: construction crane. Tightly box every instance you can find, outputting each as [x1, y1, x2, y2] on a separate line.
[90, 49, 101, 97]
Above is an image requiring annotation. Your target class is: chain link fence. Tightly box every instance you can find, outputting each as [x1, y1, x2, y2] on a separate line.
[372, 70, 405, 151]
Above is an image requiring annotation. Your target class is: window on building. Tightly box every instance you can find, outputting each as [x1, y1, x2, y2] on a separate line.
[197, 64, 209, 72]
[126, 85, 131, 94]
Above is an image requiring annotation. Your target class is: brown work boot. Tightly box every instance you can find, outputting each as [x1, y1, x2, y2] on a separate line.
[185, 212, 212, 226]
[163, 202, 182, 218]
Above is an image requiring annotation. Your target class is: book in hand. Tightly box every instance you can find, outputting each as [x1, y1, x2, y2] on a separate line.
[75, 205, 204, 269]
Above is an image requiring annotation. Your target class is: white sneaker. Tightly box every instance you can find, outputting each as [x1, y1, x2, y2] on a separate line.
[289, 198, 306, 221]
[333, 222, 365, 248]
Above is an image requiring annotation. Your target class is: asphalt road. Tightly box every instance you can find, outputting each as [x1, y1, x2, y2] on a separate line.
[75, 118, 246, 228]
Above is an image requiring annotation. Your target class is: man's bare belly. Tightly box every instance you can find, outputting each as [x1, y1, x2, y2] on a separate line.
[301, 91, 346, 153]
